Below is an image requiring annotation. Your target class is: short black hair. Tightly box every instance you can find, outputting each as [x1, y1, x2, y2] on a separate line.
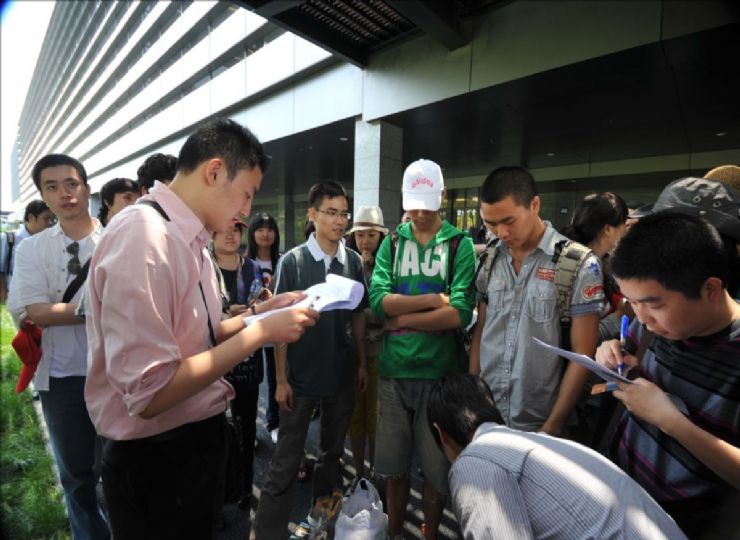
[565, 192, 628, 246]
[308, 181, 348, 209]
[611, 211, 730, 298]
[427, 374, 504, 450]
[98, 178, 138, 226]
[32, 154, 87, 192]
[23, 200, 50, 222]
[177, 118, 270, 180]
[480, 166, 537, 206]
[136, 153, 177, 192]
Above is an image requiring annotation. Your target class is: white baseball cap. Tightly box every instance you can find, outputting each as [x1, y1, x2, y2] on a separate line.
[402, 159, 444, 211]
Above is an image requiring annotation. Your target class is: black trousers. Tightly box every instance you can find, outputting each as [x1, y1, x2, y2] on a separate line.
[253, 382, 354, 538]
[101, 413, 226, 540]
[230, 387, 260, 498]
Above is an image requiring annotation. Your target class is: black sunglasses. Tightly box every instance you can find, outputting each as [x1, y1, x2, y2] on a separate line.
[66, 242, 81, 275]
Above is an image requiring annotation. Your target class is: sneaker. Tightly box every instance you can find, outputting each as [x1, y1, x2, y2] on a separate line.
[270, 428, 278, 444]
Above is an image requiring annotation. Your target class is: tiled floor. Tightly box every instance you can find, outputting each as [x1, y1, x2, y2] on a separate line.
[217, 383, 460, 539]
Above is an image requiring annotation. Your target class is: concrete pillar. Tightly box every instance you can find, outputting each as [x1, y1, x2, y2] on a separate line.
[271, 158, 293, 251]
[353, 119, 403, 231]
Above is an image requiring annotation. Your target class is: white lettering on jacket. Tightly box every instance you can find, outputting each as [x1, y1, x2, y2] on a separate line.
[399, 241, 446, 280]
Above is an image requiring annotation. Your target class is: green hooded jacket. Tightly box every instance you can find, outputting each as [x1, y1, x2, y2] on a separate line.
[369, 220, 476, 379]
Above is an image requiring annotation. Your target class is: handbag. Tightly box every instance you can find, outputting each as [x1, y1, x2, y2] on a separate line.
[12, 321, 42, 393]
[335, 479, 388, 540]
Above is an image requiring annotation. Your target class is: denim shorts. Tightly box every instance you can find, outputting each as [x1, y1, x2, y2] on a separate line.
[375, 377, 449, 494]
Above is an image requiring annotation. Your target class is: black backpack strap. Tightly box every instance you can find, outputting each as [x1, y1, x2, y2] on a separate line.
[138, 199, 216, 346]
[473, 238, 500, 304]
[446, 235, 461, 294]
[62, 258, 91, 303]
[138, 199, 170, 221]
[388, 231, 400, 281]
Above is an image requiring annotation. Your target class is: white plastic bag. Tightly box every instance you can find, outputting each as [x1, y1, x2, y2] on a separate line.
[334, 479, 388, 540]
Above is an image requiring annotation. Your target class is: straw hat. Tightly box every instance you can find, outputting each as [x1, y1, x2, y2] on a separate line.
[347, 205, 389, 235]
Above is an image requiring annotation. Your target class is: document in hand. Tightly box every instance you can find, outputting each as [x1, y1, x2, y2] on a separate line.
[532, 337, 632, 384]
[243, 274, 364, 325]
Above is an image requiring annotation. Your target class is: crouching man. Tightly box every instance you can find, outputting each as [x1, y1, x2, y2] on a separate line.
[426, 373, 686, 539]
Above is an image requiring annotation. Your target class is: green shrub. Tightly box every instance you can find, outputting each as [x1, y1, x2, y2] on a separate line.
[1, 307, 70, 539]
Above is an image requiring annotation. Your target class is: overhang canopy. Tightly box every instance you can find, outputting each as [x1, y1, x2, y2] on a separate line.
[232, 0, 505, 66]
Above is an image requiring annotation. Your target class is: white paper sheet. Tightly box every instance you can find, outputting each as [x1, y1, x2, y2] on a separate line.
[532, 337, 632, 384]
[243, 274, 364, 325]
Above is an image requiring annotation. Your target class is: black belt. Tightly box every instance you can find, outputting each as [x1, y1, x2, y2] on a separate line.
[140, 412, 225, 443]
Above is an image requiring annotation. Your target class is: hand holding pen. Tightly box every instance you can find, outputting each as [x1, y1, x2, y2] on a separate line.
[592, 316, 637, 394]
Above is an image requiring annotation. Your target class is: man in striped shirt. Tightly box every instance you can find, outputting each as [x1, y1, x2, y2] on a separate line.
[426, 374, 686, 539]
[596, 212, 740, 538]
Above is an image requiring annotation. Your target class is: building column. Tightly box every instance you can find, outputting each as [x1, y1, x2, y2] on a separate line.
[353, 119, 403, 231]
[272, 158, 294, 251]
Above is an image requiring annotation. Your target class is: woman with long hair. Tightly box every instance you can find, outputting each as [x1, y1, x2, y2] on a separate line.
[345, 206, 388, 480]
[564, 192, 629, 317]
[564, 192, 630, 447]
[247, 213, 282, 441]
[97, 178, 138, 226]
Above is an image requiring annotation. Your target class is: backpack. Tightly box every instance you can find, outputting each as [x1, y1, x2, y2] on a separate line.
[474, 238, 593, 327]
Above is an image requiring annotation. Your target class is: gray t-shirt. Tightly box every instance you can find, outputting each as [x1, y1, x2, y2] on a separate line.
[476, 222, 604, 431]
[275, 240, 367, 396]
[450, 423, 686, 540]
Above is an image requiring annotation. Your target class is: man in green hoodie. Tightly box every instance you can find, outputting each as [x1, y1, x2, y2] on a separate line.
[369, 159, 476, 539]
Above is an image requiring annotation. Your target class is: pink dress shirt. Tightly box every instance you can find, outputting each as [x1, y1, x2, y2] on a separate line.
[85, 182, 234, 440]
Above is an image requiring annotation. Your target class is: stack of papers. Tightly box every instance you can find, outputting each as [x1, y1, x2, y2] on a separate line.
[243, 274, 364, 325]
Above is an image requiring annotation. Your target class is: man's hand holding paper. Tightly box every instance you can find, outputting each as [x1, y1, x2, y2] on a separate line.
[243, 274, 364, 326]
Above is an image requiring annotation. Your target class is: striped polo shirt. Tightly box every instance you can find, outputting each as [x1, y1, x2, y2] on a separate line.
[607, 318, 740, 537]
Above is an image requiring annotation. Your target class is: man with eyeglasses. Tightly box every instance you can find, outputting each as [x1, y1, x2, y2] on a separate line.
[7, 154, 109, 539]
[252, 180, 368, 539]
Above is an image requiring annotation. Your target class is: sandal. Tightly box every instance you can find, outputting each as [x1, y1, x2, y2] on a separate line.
[297, 456, 314, 483]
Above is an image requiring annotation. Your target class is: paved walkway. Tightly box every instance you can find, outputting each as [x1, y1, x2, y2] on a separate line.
[217, 382, 461, 539]
[32, 379, 460, 539]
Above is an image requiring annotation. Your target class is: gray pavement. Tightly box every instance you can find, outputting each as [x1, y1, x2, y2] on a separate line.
[217, 382, 461, 539]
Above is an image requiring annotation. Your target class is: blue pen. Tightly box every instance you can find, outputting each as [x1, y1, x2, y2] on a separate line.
[618, 315, 630, 377]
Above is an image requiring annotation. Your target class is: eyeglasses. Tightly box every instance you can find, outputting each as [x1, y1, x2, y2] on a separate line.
[40, 214, 57, 225]
[316, 208, 352, 221]
[66, 242, 81, 275]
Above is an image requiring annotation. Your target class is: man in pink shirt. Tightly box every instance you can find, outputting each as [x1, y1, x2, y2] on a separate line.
[85, 118, 318, 539]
